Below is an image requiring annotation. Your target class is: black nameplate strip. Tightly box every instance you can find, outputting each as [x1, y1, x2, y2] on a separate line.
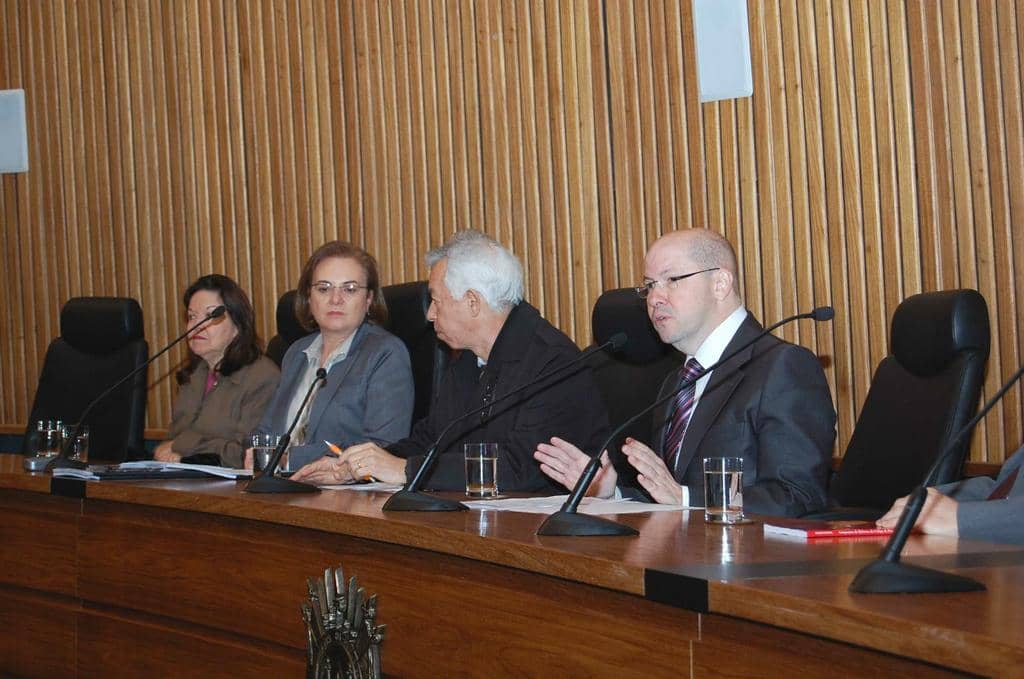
[644, 569, 708, 612]
[642, 549, 1024, 611]
[50, 477, 86, 499]
[654, 550, 1024, 583]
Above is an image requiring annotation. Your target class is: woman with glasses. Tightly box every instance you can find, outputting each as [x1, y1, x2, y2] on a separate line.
[250, 241, 414, 471]
[154, 274, 280, 468]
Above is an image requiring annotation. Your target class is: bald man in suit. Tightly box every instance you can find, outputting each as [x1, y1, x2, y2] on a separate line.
[535, 228, 836, 517]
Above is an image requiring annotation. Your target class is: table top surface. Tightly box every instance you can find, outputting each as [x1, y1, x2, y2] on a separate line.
[3, 453, 1023, 673]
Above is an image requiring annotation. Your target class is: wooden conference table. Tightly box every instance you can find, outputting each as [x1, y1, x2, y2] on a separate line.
[1, 453, 1022, 677]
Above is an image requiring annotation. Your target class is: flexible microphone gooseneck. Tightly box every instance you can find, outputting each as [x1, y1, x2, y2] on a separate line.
[43, 305, 228, 472]
[849, 362, 1024, 594]
[383, 332, 628, 512]
[245, 368, 328, 494]
[536, 306, 835, 537]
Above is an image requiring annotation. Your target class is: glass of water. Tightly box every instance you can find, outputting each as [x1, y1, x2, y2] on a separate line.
[34, 419, 64, 458]
[464, 443, 499, 497]
[60, 423, 90, 462]
[703, 457, 744, 524]
[250, 433, 285, 473]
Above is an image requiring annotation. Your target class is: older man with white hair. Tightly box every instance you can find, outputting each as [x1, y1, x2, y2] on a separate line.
[293, 230, 609, 492]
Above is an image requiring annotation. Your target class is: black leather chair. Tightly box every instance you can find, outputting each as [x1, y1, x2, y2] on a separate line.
[808, 289, 990, 520]
[22, 297, 148, 462]
[588, 288, 683, 482]
[266, 290, 313, 367]
[382, 281, 447, 423]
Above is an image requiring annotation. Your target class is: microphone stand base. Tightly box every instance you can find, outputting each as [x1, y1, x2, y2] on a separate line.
[245, 474, 321, 494]
[849, 558, 986, 594]
[45, 457, 88, 472]
[536, 510, 639, 537]
[23, 456, 53, 472]
[383, 490, 468, 512]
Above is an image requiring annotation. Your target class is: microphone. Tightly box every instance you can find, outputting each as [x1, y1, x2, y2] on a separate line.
[41, 305, 228, 472]
[383, 332, 629, 512]
[849, 361, 1024, 594]
[537, 306, 835, 536]
[246, 367, 328, 494]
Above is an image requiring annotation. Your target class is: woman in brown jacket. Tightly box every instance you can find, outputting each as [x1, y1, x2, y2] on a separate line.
[153, 274, 279, 467]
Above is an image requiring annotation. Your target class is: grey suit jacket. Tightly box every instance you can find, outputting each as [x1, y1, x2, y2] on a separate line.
[650, 314, 836, 517]
[256, 322, 414, 469]
[938, 443, 1024, 544]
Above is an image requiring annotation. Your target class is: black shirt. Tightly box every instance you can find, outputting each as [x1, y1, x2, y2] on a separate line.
[388, 302, 610, 492]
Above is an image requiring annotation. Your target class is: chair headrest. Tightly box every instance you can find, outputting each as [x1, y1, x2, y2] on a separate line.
[591, 288, 673, 364]
[61, 297, 144, 354]
[383, 282, 431, 336]
[275, 290, 309, 344]
[892, 289, 990, 376]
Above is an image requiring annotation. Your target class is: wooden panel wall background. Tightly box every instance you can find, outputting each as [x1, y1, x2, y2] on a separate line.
[0, 1, 1021, 464]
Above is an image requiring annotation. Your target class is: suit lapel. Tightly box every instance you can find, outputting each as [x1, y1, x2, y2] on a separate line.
[672, 316, 761, 482]
[674, 367, 745, 482]
[304, 325, 366, 436]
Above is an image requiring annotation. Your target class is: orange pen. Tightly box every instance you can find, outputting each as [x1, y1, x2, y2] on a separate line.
[324, 440, 372, 482]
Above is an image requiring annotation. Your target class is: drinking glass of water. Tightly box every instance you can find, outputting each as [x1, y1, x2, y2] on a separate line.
[60, 423, 90, 462]
[34, 419, 64, 458]
[703, 457, 744, 524]
[250, 433, 285, 473]
[464, 443, 499, 497]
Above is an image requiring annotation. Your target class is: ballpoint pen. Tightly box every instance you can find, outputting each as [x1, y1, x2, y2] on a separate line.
[324, 440, 342, 458]
[324, 440, 374, 482]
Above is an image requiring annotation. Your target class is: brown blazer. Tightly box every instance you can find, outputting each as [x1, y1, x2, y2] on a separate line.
[166, 356, 280, 467]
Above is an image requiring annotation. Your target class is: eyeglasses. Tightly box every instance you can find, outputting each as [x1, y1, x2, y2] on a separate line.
[635, 267, 719, 298]
[312, 281, 370, 298]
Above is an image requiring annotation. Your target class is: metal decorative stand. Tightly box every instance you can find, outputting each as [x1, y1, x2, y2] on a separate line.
[301, 566, 386, 679]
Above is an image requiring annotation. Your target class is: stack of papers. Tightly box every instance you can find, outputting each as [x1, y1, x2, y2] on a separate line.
[462, 495, 688, 515]
[52, 460, 253, 481]
[321, 481, 404, 492]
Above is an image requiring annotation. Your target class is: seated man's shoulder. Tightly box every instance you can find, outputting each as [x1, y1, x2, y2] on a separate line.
[751, 336, 825, 375]
[516, 304, 576, 347]
[533, 318, 580, 349]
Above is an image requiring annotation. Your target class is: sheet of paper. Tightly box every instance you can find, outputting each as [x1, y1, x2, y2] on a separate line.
[462, 494, 693, 515]
[115, 461, 253, 479]
[51, 467, 99, 480]
[320, 481, 403, 492]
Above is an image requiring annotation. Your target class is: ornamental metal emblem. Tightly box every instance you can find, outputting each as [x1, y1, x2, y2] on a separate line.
[302, 565, 386, 679]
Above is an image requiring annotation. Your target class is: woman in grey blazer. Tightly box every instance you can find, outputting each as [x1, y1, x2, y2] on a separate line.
[253, 241, 414, 470]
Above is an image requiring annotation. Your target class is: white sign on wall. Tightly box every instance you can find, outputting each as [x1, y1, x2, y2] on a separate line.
[693, 0, 753, 103]
[0, 89, 29, 173]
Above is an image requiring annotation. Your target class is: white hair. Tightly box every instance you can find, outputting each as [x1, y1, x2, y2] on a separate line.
[425, 230, 524, 310]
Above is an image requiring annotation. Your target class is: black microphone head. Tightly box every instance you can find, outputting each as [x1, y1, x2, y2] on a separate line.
[315, 368, 328, 380]
[811, 306, 834, 322]
[608, 332, 628, 351]
[209, 305, 227, 319]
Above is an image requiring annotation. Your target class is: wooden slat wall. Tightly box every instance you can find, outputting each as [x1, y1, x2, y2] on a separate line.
[1, 0, 1021, 463]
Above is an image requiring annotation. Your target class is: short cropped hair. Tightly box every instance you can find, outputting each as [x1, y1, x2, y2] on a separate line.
[425, 230, 524, 311]
[294, 241, 388, 331]
[685, 229, 739, 277]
